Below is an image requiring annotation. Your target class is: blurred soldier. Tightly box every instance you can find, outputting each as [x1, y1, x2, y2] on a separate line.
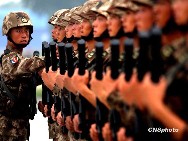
[0, 11, 45, 141]
[44, 9, 66, 141]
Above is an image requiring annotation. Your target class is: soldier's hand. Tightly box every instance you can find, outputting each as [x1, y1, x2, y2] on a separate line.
[51, 104, 56, 121]
[38, 101, 44, 114]
[44, 105, 48, 117]
[56, 112, 65, 126]
[64, 71, 77, 94]
[73, 114, 82, 133]
[55, 69, 65, 89]
[41, 68, 54, 91]
[90, 71, 107, 104]
[71, 68, 89, 93]
[117, 128, 133, 141]
[89, 123, 99, 141]
[47, 66, 58, 85]
[65, 116, 74, 132]
[102, 122, 113, 141]
[102, 69, 118, 96]
[117, 73, 137, 106]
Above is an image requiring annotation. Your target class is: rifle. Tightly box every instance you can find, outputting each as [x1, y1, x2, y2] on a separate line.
[137, 31, 151, 81]
[41, 41, 48, 109]
[49, 41, 61, 118]
[95, 41, 105, 141]
[150, 26, 163, 83]
[29, 50, 40, 120]
[108, 39, 121, 141]
[65, 43, 79, 139]
[58, 42, 69, 134]
[77, 39, 87, 139]
[44, 43, 53, 118]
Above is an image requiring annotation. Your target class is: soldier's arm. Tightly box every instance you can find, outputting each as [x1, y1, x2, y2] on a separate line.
[2, 52, 45, 76]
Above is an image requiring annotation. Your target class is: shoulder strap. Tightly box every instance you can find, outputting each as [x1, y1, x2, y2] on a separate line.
[0, 75, 17, 101]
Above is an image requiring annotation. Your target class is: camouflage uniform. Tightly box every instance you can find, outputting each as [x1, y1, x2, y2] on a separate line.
[0, 12, 45, 141]
[47, 9, 69, 140]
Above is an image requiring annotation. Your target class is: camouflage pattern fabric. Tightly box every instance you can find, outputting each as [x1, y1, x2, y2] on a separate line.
[0, 46, 45, 139]
[55, 123, 69, 141]
[2, 11, 33, 35]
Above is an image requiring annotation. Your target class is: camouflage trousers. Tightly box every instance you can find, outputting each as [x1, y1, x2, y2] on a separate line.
[0, 114, 29, 141]
[54, 124, 69, 141]
[68, 131, 88, 141]
[0, 137, 27, 141]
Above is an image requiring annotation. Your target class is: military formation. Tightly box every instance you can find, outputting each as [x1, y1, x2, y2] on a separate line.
[0, 0, 188, 140]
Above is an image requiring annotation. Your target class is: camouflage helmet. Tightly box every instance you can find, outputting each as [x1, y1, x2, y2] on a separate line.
[90, 0, 112, 18]
[75, 0, 99, 21]
[48, 9, 66, 25]
[2, 11, 33, 36]
[132, 0, 154, 7]
[55, 9, 70, 27]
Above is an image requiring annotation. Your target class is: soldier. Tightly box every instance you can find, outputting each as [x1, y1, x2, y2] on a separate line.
[0, 11, 45, 141]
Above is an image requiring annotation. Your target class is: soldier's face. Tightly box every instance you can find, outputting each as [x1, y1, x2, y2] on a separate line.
[121, 11, 136, 33]
[57, 26, 66, 42]
[72, 22, 81, 38]
[92, 15, 108, 37]
[107, 14, 122, 37]
[135, 5, 154, 32]
[153, 1, 171, 29]
[51, 25, 60, 40]
[10, 26, 30, 44]
[65, 24, 73, 38]
[172, 0, 188, 25]
[80, 19, 92, 36]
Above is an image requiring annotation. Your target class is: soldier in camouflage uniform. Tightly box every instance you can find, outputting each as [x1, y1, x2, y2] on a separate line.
[44, 9, 66, 141]
[0, 11, 45, 141]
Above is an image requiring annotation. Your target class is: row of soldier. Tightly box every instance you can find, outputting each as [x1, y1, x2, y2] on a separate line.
[38, 0, 188, 141]
[0, 0, 187, 140]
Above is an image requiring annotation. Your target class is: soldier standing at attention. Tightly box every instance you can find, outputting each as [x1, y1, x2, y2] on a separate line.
[0, 11, 45, 141]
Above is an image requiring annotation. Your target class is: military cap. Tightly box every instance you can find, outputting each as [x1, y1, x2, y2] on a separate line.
[2, 11, 33, 35]
[55, 9, 70, 27]
[70, 6, 83, 23]
[90, 0, 112, 18]
[113, 0, 139, 12]
[61, 6, 83, 24]
[132, 0, 154, 7]
[74, 0, 99, 21]
[48, 9, 63, 25]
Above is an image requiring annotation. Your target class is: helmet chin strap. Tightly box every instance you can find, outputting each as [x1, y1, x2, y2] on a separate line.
[7, 35, 33, 49]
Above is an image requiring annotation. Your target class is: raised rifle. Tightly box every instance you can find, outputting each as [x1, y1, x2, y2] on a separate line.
[29, 50, 40, 120]
[95, 41, 105, 141]
[65, 43, 79, 139]
[77, 39, 87, 139]
[58, 42, 69, 134]
[108, 39, 121, 141]
[44, 43, 53, 118]
[49, 41, 61, 118]
[41, 41, 48, 110]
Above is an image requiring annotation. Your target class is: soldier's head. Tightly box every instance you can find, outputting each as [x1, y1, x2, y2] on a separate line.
[106, 0, 127, 38]
[2, 11, 33, 48]
[114, 0, 138, 35]
[91, 1, 110, 40]
[172, 0, 188, 27]
[49, 9, 65, 42]
[55, 9, 70, 42]
[70, 6, 83, 40]
[133, 0, 154, 32]
[75, 0, 98, 40]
